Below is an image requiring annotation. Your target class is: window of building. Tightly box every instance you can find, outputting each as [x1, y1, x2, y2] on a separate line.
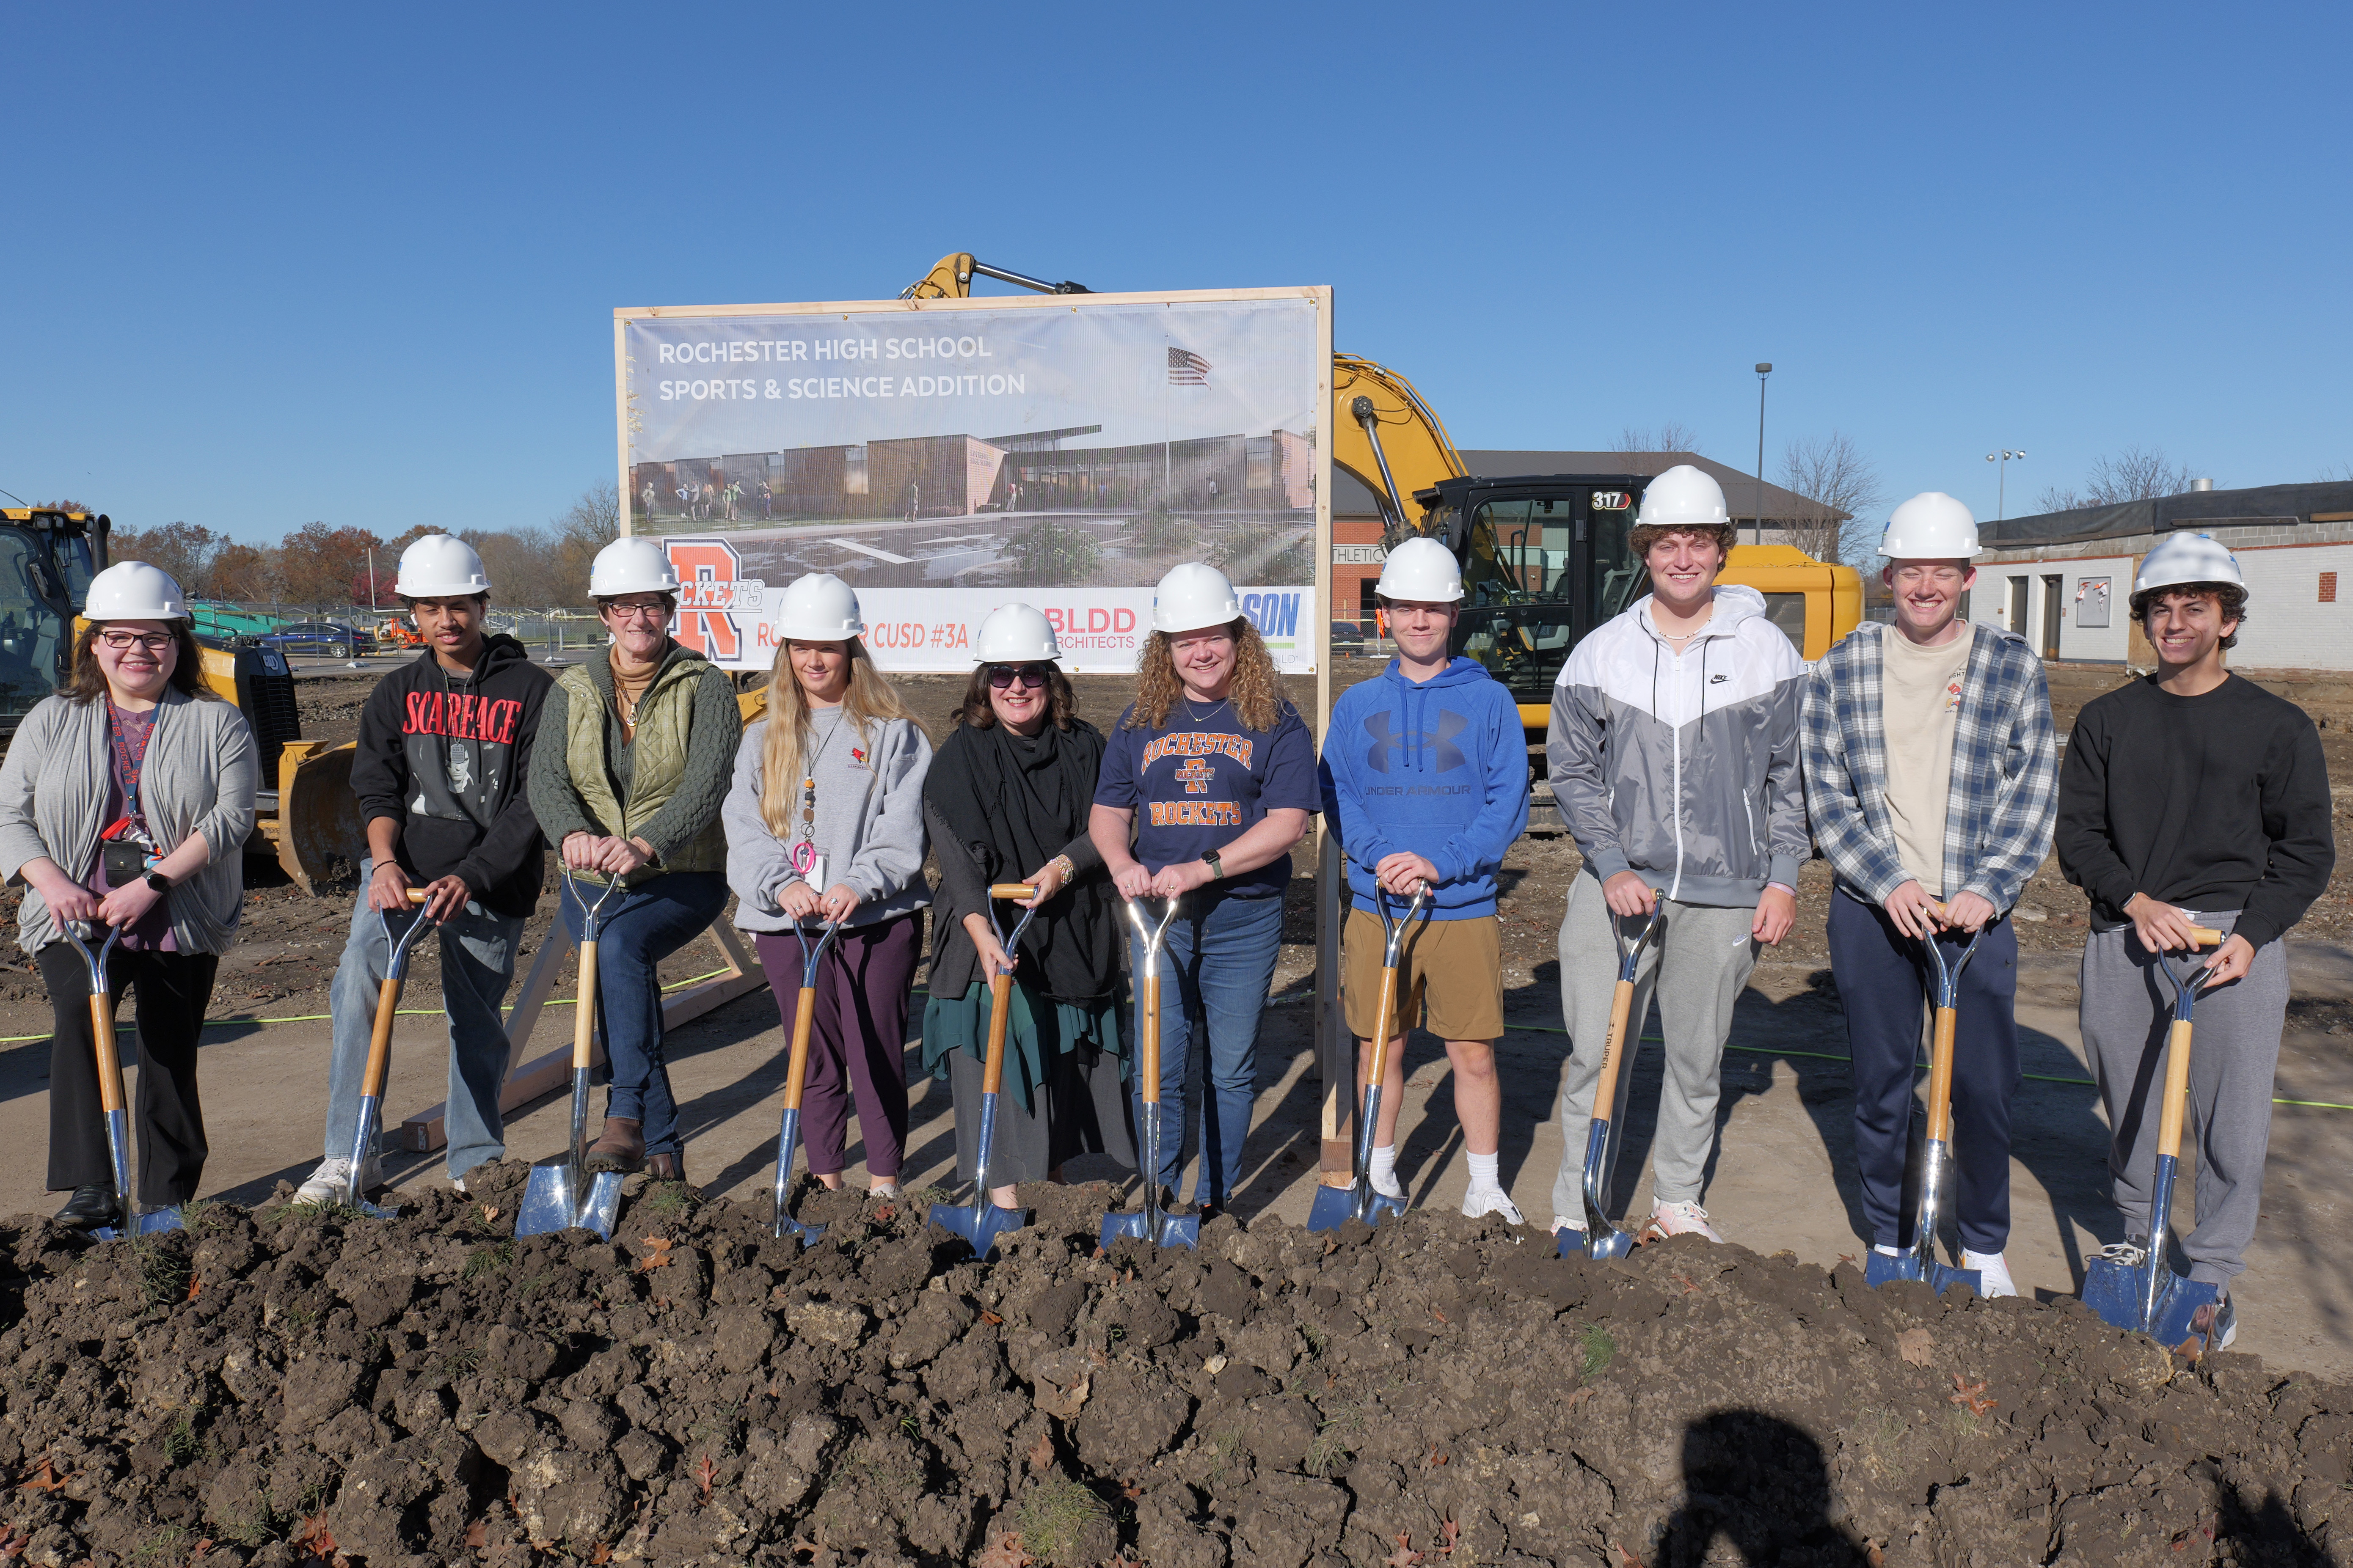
[843, 446, 868, 496]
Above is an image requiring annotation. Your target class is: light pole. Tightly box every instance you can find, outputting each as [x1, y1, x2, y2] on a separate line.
[1753, 363, 1773, 546]
[1984, 449, 2025, 520]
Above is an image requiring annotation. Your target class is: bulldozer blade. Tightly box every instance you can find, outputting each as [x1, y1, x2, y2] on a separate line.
[276, 742, 368, 896]
[518, 1161, 623, 1241]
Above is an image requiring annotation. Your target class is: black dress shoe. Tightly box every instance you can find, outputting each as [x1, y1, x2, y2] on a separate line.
[53, 1186, 117, 1229]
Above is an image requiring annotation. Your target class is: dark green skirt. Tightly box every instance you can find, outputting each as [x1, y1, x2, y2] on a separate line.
[921, 980, 1135, 1186]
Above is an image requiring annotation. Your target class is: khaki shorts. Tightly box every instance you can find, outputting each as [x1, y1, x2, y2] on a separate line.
[1342, 907, 1504, 1043]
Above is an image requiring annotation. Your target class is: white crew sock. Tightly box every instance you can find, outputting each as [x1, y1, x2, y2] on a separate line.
[1465, 1151, 1501, 1190]
[1368, 1144, 1402, 1198]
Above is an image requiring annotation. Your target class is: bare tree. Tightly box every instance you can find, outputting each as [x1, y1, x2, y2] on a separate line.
[1616, 422, 1704, 455]
[2036, 446, 2197, 513]
[1776, 433, 1884, 565]
[108, 521, 224, 597]
[552, 481, 622, 604]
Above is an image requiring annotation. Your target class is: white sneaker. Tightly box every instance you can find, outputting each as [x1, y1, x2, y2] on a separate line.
[296, 1158, 355, 1205]
[450, 1172, 469, 1195]
[1647, 1200, 1725, 1243]
[1962, 1250, 2016, 1298]
[1873, 1243, 1904, 1257]
[1554, 1214, 1587, 1238]
[1461, 1185, 1524, 1224]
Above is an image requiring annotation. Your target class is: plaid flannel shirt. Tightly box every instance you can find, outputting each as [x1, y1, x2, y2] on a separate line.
[1799, 621, 2057, 912]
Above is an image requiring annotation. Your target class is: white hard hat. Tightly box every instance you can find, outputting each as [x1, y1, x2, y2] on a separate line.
[589, 537, 681, 599]
[975, 602, 1061, 663]
[86, 561, 187, 621]
[395, 534, 492, 597]
[1151, 561, 1242, 635]
[776, 572, 865, 642]
[1878, 492, 1981, 559]
[1636, 464, 1730, 530]
[2135, 532, 2244, 596]
[1375, 536, 1463, 602]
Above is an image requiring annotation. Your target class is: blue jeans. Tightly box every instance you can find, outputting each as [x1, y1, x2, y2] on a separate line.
[1129, 890, 1283, 1208]
[562, 872, 729, 1158]
[326, 861, 524, 1180]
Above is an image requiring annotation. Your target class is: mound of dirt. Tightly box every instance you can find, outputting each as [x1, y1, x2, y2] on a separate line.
[0, 1167, 2345, 1568]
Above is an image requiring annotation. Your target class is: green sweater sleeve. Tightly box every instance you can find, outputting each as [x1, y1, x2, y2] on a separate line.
[635, 668, 744, 863]
[526, 678, 604, 847]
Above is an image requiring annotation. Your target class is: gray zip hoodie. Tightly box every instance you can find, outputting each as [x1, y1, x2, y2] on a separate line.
[724, 709, 932, 931]
[1546, 584, 1806, 908]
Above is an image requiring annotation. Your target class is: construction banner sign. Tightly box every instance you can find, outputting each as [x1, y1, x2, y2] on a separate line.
[613, 288, 1329, 674]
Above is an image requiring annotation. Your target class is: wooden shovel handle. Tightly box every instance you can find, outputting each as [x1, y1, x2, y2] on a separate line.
[571, 941, 599, 1073]
[1364, 959, 1403, 1089]
[363, 975, 406, 1099]
[1925, 1004, 1959, 1143]
[990, 883, 1039, 901]
[2185, 926, 2223, 945]
[782, 982, 817, 1111]
[981, 970, 1015, 1095]
[88, 993, 125, 1115]
[2155, 1018, 2194, 1158]
[1588, 978, 1638, 1124]
[1138, 974, 1161, 1107]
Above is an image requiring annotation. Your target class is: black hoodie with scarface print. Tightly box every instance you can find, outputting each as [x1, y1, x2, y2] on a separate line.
[349, 634, 555, 917]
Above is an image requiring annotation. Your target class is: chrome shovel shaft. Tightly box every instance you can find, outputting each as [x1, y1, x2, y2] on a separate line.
[1577, 898, 1662, 1259]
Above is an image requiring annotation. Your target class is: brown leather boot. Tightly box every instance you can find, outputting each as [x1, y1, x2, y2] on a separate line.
[584, 1117, 644, 1174]
[646, 1149, 687, 1183]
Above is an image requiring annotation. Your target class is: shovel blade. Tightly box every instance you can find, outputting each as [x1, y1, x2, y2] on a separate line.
[576, 1172, 624, 1241]
[1555, 1226, 1586, 1258]
[1926, 1260, 1984, 1297]
[775, 1215, 827, 1246]
[2083, 1250, 2213, 1342]
[1305, 1182, 1358, 1233]
[515, 1163, 579, 1237]
[2152, 1277, 2224, 1353]
[931, 1199, 1027, 1261]
[1865, 1249, 1926, 1288]
[1099, 1210, 1151, 1251]
[1154, 1211, 1202, 1250]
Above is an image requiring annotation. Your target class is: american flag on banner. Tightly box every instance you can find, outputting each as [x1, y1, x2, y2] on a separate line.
[1167, 347, 1211, 386]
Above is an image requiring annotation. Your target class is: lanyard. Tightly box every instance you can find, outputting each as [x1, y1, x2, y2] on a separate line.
[106, 705, 156, 832]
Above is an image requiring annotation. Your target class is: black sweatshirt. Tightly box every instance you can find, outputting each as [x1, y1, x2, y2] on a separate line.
[2055, 673, 2334, 951]
[350, 635, 555, 918]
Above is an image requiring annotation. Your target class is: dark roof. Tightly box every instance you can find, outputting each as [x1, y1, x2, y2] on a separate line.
[1977, 479, 2353, 548]
[1333, 448, 1831, 521]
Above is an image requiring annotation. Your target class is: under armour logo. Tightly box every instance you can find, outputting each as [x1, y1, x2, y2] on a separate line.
[1364, 710, 1468, 774]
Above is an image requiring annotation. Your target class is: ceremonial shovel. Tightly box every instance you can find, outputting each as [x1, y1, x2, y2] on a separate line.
[1310, 883, 1429, 1233]
[929, 883, 1041, 1260]
[63, 922, 182, 1240]
[1100, 894, 1198, 1250]
[517, 872, 625, 1239]
[1557, 897, 1661, 1260]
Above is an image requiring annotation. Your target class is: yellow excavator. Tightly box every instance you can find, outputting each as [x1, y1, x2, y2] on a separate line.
[903, 254, 1865, 734]
[0, 506, 364, 893]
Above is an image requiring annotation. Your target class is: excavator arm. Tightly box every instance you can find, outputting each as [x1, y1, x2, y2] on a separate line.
[1330, 354, 1466, 548]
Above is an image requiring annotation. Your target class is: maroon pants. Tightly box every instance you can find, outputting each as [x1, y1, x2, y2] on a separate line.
[755, 911, 920, 1179]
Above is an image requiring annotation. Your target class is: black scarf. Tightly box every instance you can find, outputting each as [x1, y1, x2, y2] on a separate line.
[925, 715, 1119, 1001]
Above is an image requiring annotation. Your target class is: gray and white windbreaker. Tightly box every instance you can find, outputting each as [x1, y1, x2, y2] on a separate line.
[1547, 584, 1806, 907]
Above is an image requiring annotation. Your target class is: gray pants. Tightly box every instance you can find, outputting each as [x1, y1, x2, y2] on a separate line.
[2081, 909, 2285, 1287]
[1552, 875, 1758, 1219]
[323, 863, 524, 1180]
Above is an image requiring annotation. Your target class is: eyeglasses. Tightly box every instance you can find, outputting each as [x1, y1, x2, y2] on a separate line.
[987, 663, 1051, 690]
[98, 631, 175, 653]
[604, 601, 671, 623]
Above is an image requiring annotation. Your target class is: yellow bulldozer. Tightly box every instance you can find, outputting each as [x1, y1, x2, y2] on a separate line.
[903, 254, 1864, 734]
[0, 506, 365, 892]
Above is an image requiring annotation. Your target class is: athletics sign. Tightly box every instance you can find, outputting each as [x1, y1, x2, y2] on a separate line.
[613, 287, 1331, 675]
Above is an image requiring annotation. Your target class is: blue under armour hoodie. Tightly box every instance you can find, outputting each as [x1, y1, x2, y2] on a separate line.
[1318, 656, 1530, 919]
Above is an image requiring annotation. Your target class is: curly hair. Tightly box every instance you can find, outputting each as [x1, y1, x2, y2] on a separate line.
[1127, 618, 1288, 733]
[2130, 581, 2248, 652]
[952, 662, 1076, 731]
[1628, 522, 1736, 567]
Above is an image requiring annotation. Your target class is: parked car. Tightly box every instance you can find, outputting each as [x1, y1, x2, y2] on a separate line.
[257, 620, 376, 659]
[1330, 620, 1367, 655]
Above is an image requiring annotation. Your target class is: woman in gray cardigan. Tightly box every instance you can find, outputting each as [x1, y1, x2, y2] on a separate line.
[0, 562, 257, 1227]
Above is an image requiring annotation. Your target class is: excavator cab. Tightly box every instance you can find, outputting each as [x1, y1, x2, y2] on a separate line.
[1413, 475, 1650, 721]
[0, 509, 106, 743]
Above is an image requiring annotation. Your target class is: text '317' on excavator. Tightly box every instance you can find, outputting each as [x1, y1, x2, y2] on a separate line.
[0, 506, 366, 893]
[901, 254, 1864, 738]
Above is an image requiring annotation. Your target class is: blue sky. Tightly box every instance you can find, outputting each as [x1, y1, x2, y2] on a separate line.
[6, 3, 2347, 548]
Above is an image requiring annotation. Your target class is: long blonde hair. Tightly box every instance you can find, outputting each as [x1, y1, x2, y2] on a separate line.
[1127, 617, 1287, 733]
[758, 638, 926, 839]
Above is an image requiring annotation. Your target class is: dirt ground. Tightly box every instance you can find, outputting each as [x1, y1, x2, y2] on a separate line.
[3, 1175, 2347, 1567]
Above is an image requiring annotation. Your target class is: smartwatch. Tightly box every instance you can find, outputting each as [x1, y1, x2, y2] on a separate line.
[1203, 849, 1224, 880]
[144, 871, 172, 894]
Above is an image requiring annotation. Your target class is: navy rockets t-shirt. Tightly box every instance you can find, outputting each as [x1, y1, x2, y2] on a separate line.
[1093, 699, 1320, 897]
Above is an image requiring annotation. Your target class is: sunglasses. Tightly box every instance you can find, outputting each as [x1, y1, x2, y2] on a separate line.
[986, 663, 1052, 690]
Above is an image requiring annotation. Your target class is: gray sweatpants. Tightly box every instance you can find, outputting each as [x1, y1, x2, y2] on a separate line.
[2080, 909, 2285, 1287]
[1552, 875, 1758, 1219]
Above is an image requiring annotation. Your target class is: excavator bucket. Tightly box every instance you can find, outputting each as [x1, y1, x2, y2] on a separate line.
[276, 740, 369, 895]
